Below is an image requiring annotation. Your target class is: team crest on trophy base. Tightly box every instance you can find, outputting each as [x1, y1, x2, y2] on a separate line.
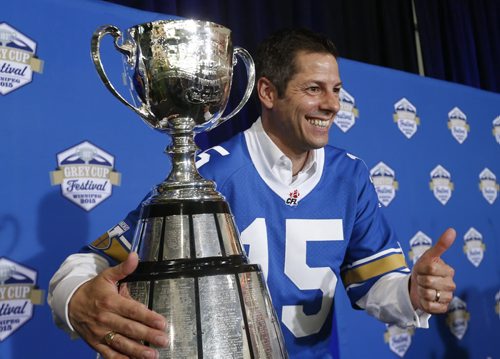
[91, 19, 287, 358]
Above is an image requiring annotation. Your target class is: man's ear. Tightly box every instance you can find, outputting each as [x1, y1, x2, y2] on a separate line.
[257, 77, 277, 110]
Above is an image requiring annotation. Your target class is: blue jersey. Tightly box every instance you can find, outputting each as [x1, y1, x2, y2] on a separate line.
[86, 130, 408, 358]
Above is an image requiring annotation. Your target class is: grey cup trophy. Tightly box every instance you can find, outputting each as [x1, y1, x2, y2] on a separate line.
[91, 20, 287, 358]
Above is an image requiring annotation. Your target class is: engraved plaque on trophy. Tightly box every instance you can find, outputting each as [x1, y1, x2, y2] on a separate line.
[91, 19, 287, 358]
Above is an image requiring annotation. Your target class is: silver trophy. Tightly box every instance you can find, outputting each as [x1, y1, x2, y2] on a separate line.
[91, 20, 287, 358]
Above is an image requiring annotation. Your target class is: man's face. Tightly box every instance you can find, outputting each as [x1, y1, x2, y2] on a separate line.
[264, 51, 342, 157]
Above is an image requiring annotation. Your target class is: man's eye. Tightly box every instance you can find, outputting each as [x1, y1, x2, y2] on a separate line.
[333, 87, 342, 93]
[306, 86, 320, 93]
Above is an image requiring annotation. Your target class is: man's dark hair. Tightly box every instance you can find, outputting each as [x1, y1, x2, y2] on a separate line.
[255, 28, 339, 98]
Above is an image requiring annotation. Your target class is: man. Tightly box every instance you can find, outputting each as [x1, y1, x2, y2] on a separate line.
[49, 28, 456, 359]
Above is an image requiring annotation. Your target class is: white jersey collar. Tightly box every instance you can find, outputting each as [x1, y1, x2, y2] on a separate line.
[244, 117, 325, 205]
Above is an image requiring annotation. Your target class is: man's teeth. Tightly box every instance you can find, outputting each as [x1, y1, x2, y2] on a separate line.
[308, 119, 329, 128]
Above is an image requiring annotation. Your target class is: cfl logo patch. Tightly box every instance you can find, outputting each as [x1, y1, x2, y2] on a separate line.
[286, 189, 300, 206]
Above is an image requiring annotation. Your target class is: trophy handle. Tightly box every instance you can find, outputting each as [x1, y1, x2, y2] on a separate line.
[91, 25, 155, 124]
[218, 47, 256, 124]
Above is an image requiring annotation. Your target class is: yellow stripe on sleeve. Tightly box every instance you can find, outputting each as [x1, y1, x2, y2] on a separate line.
[342, 253, 408, 287]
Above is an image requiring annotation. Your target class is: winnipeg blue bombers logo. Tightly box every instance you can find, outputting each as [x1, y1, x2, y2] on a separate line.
[370, 162, 398, 207]
[0, 257, 44, 341]
[463, 227, 485, 267]
[50, 141, 121, 211]
[446, 296, 470, 340]
[493, 116, 500, 145]
[479, 168, 498, 204]
[447, 107, 470, 144]
[429, 165, 454, 205]
[384, 324, 414, 357]
[0, 23, 44, 95]
[408, 231, 432, 265]
[334, 88, 359, 133]
[393, 98, 420, 139]
[90, 221, 131, 263]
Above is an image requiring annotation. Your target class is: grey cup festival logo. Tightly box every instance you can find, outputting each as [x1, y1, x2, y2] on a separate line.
[334, 88, 359, 133]
[393, 98, 420, 139]
[408, 231, 432, 265]
[370, 162, 398, 207]
[429, 165, 454, 205]
[446, 296, 470, 340]
[479, 168, 498, 204]
[50, 141, 121, 211]
[0, 22, 44, 95]
[447, 107, 470, 144]
[463, 227, 485, 268]
[0, 257, 44, 341]
[493, 116, 500, 145]
[384, 324, 414, 357]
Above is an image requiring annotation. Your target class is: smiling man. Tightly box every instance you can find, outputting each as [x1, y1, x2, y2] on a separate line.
[49, 28, 456, 359]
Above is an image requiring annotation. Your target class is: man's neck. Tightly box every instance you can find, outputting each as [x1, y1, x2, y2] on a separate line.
[261, 123, 310, 176]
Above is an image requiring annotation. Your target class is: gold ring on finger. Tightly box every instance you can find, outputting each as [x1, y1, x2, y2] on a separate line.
[103, 331, 117, 346]
[434, 289, 441, 303]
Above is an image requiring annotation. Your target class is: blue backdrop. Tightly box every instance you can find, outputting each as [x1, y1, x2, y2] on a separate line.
[1, 0, 499, 358]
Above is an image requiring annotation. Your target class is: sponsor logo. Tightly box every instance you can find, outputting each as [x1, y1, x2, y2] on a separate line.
[370, 162, 398, 207]
[493, 116, 500, 145]
[50, 141, 121, 211]
[334, 88, 359, 132]
[0, 23, 44, 95]
[393, 98, 420, 139]
[286, 189, 300, 206]
[463, 227, 485, 267]
[446, 296, 470, 340]
[447, 107, 469, 144]
[429, 165, 454, 205]
[384, 324, 414, 357]
[0, 258, 44, 341]
[479, 168, 498, 205]
[408, 231, 432, 265]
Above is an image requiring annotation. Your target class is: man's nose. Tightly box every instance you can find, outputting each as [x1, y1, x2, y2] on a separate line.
[320, 91, 340, 115]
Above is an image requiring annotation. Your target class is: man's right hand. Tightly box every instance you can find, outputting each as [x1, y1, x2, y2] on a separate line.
[68, 252, 168, 359]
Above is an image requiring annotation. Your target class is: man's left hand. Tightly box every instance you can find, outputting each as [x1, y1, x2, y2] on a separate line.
[410, 228, 457, 313]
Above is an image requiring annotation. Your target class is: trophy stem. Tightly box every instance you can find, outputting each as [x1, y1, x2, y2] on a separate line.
[151, 117, 223, 203]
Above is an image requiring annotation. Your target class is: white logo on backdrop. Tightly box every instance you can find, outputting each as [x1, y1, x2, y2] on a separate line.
[334, 88, 359, 132]
[393, 97, 420, 139]
[463, 227, 485, 267]
[408, 231, 432, 265]
[384, 324, 414, 357]
[429, 165, 454, 205]
[479, 168, 498, 204]
[446, 297, 470, 340]
[447, 107, 470, 144]
[493, 116, 500, 145]
[0, 22, 44, 95]
[370, 162, 398, 207]
[50, 141, 121, 211]
[0, 257, 44, 341]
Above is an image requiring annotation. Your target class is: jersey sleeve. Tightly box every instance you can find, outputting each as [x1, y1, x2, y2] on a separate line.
[79, 196, 145, 265]
[340, 161, 410, 308]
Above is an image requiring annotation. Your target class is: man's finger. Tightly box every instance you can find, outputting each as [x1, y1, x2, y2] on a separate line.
[425, 228, 456, 258]
[113, 294, 166, 331]
[102, 252, 139, 283]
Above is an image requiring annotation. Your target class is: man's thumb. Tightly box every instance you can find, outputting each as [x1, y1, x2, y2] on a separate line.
[104, 252, 139, 283]
[426, 228, 456, 258]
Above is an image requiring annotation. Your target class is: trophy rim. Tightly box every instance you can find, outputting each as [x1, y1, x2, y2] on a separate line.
[128, 18, 231, 33]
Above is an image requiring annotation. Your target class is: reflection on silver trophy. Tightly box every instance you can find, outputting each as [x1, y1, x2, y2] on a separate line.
[91, 20, 287, 358]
